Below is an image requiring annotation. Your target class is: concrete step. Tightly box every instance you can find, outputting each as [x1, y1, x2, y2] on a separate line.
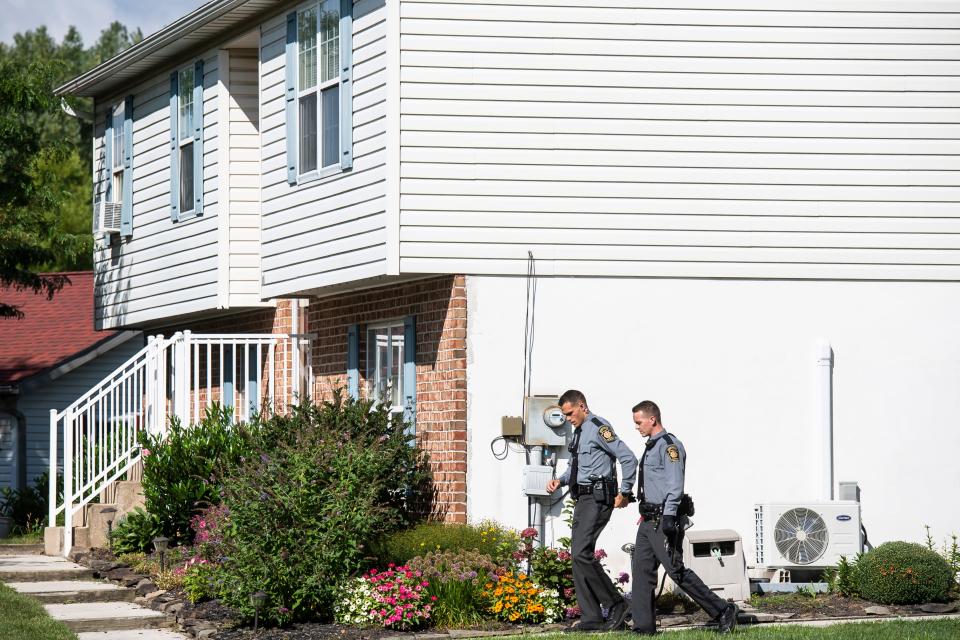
[7, 579, 137, 604]
[0, 554, 94, 582]
[45, 601, 173, 633]
[0, 542, 44, 555]
[77, 630, 189, 640]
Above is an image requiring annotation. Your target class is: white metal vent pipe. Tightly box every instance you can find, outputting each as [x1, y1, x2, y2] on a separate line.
[817, 340, 834, 500]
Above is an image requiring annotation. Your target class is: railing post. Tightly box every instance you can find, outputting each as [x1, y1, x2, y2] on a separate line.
[177, 331, 192, 425]
[48, 409, 57, 528]
[63, 407, 73, 557]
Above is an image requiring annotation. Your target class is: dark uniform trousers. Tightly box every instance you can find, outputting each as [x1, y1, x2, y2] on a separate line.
[571, 494, 624, 623]
[630, 519, 727, 633]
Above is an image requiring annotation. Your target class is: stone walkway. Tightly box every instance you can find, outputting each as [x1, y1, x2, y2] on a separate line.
[0, 548, 187, 639]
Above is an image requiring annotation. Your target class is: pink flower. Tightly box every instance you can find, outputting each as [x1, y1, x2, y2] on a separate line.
[521, 527, 539, 539]
[594, 548, 608, 560]
[142, 448, 152, 457]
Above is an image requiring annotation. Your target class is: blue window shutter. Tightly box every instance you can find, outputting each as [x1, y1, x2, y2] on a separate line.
[104, 109, 113, 202]
[339, 0, 353, 170]
[285, 11, 298, 184]
[347, 323, 359, 399]
[169, 71, 179, 222]
[193, 59, 204, 216]
[403, 315, 417, 434]
[121, 95, 134, 237]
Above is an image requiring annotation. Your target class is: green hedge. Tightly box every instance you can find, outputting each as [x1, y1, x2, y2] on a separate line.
[373, 520, 520, 567]
[856, 541, 953, 604]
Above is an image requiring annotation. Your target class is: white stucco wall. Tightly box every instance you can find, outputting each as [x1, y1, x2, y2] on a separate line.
[466, 274, 960, 578]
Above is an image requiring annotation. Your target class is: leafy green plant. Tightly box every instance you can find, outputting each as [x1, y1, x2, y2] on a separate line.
[181, 561, 219, 604]
[0, 472, 61, 533]
[110, 507, 164, 554]
[407, 549, 500, 627]
[827, 555, 860, 597]
[213, 395, 433, 626]
[856, 541, 953, 604]
[375, 520, 519, 567]
[139, 404, 253, 545]
[925, 526, 960, 593]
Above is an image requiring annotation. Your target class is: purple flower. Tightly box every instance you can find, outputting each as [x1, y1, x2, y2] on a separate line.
[617, 572, 629, 584]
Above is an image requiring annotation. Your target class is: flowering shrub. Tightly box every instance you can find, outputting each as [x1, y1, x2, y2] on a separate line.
[181, 559, 220, 604]
[376, 519, 520, 567]
[407, 550, 500, 626]
[190, 504, 229, 561]
[334, 566, 434, 629]
[481, 572, 563, 624]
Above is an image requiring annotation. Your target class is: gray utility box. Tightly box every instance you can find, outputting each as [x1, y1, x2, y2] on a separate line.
[681, 529, 750, 602]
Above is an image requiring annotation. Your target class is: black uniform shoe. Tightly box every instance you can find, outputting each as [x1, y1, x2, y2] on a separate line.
[605, 601, 629, 631]
[715, 603, 739, 634]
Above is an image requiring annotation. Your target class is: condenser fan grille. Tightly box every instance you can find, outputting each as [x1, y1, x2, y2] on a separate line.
[773, 507, 829, 565]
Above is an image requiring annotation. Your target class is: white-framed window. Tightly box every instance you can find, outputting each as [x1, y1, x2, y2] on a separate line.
[296, 0, 341, 175]
[366, 321, 406, 413]
[110, 102, 124, 203]
[177, 65, 196, 215]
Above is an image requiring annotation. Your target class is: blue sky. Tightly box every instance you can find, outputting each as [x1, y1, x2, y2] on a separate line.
[1, 0, 209, 46]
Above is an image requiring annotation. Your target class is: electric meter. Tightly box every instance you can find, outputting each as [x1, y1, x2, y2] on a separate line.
[543, 405, 565, 428]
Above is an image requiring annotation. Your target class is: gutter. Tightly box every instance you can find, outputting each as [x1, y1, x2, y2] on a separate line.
[54, 0, 256, 96]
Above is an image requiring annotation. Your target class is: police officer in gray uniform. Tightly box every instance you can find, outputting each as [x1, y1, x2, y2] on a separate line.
[546, 390, 638, 632]
[630, 400, 738, 635]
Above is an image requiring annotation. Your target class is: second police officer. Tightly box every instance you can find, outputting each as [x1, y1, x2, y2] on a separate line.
[546, 390, 638, 632]
[630, 400, 739, 634]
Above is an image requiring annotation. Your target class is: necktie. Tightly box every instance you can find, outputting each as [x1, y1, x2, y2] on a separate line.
[638, 438, 656, 502]
[568, 428, 582, 488]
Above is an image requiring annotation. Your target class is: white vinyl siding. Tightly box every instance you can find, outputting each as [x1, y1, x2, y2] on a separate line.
[93, 52, 221, 329]
[260, 0, 388, 299]
[398, 0, 960, 281]
[228, 49, 263, 304]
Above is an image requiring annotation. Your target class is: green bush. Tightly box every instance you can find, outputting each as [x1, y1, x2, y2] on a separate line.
[139, 405, 253, 545]
[856, 541, 953, 604]
[407, 549, 501, 627]
[375, 520, 520, 567]
[925, 526, 960, 593]
[214, 395, 433, 626]
[0, 472, 61, 533]
[111, 507, 164, 554]
[182, 562, 219, 604]
[827, 555, 860, 598]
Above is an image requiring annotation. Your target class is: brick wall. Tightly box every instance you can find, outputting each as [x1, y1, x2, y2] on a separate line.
[307, 275, 468, 523]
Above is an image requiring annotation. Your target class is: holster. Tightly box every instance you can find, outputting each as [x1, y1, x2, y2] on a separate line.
[593, 477, 617, 507]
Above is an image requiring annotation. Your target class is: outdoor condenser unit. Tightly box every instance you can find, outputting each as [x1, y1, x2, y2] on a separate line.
[754, 502, 862, 569]
[93, 200, 123, 236]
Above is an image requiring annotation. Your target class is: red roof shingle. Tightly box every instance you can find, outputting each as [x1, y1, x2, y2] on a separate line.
[0, 272, 118, 385]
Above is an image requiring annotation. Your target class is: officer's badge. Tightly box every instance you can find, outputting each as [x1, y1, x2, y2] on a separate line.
[598, 425, 616, 442]
[666, 445, 680, 462]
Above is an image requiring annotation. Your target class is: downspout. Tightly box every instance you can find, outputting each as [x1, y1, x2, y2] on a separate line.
[817, 340, 834, 500]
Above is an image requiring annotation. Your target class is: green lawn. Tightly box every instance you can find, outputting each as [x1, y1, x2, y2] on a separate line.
[550, 619, 960, 639]
[0, 582, 76, 640]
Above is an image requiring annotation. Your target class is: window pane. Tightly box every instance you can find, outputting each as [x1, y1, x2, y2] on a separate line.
[299, 93, 318, 173]
[321, 84, 339, 167]
[179, 67, 194, 141]
[320, 1, 340, 84]
[366, 324, 404, 408]
[298, 7, 317, 90]
[112, 104, 124, 169]
[112, 172, 123, 204]
[180, 142, 194, 212]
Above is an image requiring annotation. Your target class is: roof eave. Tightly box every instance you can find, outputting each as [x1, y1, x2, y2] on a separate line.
[55, 0, 261, 98]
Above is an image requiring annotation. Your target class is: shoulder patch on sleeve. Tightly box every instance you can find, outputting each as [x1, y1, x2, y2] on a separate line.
[666, 444, 680, 462]
[598, 425, 617, 443]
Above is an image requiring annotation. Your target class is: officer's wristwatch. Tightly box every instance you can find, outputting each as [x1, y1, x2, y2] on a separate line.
[620, 491, 635, 502]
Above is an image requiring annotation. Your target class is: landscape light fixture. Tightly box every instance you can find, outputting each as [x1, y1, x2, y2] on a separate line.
[250, 590, 267, 632]
[152, 536, 169, 571]
[621, 542, 635, 557]
[101, 507, 117, 552]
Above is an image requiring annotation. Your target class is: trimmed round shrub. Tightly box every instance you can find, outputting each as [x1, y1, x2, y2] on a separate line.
[856, 541, 953, 604]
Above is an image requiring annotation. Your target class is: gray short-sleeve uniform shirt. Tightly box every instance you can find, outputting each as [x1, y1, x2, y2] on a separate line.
[559, 413, 638, 494]
[640, 431, 686, 516]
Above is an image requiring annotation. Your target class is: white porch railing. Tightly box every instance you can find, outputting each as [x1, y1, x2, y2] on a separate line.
[49, 331, 312, 556]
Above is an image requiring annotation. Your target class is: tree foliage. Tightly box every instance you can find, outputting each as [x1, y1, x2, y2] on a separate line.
[0, 23, 141, 318]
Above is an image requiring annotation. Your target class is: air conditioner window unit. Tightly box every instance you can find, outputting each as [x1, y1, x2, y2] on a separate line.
[94, 200, 123, 236]
[755, 502, 862, 569]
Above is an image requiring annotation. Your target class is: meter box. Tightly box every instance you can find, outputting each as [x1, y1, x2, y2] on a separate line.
[679, 529, 750, 602]
[523, 396, 567, 447]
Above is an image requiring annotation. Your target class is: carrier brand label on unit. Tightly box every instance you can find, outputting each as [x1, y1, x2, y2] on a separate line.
[836, 515, 852, 521]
